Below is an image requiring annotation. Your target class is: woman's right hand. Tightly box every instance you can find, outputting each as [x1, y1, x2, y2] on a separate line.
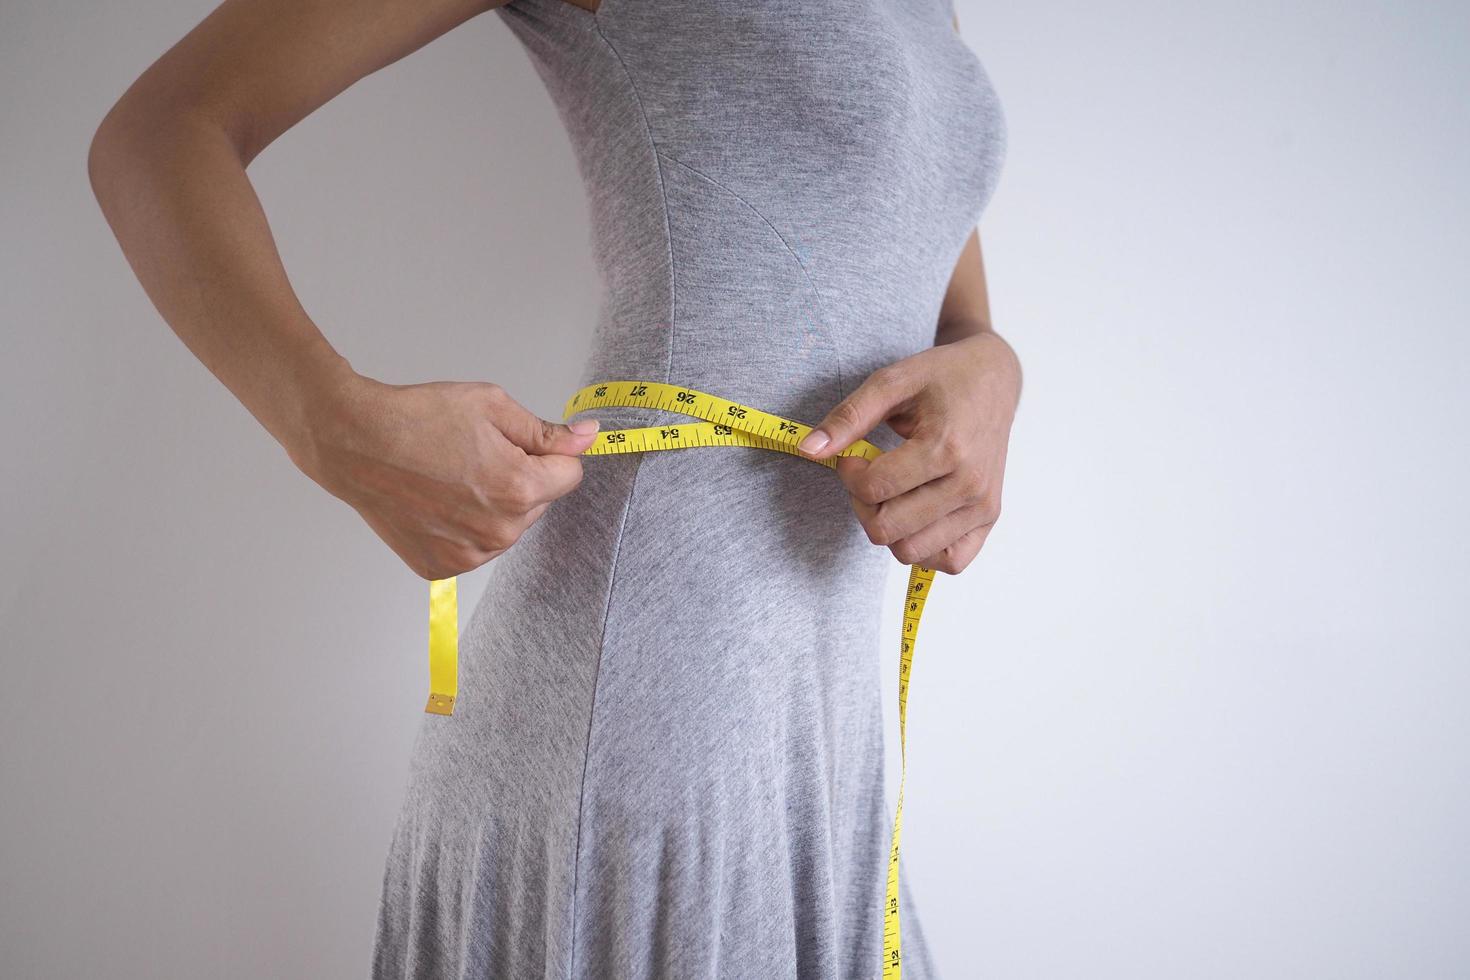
[86, 0, 564, 584]
[289, 374, 601, 580]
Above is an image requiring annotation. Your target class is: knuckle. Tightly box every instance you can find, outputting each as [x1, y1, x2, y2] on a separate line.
[871, 364, 904, 389]
[958, 470, 987, 503]
[477, 520, 517, 553]
[830, 399, 865, 431]
[500, 469, 537, 509]
[418, 547, 459, 581]
[479, 381, 507, 405]
[855, 475, 889, 506]
[860, 515, 887, 547]
[937, 431, 967, 464]
[891, 539, 923, 564]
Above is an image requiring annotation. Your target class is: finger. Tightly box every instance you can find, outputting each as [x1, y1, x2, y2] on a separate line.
[832, 454, 872, 489]
[834, 455, 882, 526]
[516, 452, 587, 505]
[839, 435, 953, 507]
[917, 523, 991, 575]
[489, 388, 601, 456]
[891, 499, 995, 565]
[861, 470, 982, 545]
[836, 455, 934, 552]
[797, 365, 921, 459]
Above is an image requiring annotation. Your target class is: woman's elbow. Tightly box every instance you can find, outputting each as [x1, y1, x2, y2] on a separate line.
[87, 84, 242, 212]
[87, 97, 140, 205]
[87, 83, 172, 205]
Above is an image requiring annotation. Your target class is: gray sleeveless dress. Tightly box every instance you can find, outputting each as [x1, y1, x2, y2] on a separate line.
[370, 0, 1005, 976]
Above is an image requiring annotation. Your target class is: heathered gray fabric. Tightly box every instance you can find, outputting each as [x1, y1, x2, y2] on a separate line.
[370, 0, 1006, 977]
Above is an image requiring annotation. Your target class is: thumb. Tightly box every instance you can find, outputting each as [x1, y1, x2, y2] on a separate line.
[492, 397, 601, 456]
[798, 367, 918, 459]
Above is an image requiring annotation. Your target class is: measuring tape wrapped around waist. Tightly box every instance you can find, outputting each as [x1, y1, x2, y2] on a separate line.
[422, 379, 936, 978]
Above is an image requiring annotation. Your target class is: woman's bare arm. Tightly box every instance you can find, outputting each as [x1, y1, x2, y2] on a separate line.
[800, 224, 1021, 573]
[935, 226, 1020, 384]
[88, 0, 603, 580]
[88, 0, 496, 450]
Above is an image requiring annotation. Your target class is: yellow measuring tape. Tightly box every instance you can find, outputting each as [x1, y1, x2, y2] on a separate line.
[423, 380, 936, 978]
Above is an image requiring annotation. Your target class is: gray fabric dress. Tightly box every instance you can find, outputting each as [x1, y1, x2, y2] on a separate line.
[370, 0, 1005, 976]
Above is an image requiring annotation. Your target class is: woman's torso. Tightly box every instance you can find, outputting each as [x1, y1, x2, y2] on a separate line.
[376, 4, 1006, 976]
[496, 0, 1007, 440]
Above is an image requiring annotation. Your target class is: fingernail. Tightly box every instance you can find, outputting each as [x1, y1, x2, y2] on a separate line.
[798, 429, 829, 453]
[569, 419, 600, 435]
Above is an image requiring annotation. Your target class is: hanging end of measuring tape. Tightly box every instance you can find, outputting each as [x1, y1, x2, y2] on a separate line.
[426, 577, 459, 716]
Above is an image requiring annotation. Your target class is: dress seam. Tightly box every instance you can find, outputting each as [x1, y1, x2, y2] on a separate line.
[565, 451, 645, 980]
[593, 18, 677, 389]
[568, 25, 673, 978]
[653, 149, 846, 399]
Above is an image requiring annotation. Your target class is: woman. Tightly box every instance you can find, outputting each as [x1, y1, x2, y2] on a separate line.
[88, 0, 1019, 975]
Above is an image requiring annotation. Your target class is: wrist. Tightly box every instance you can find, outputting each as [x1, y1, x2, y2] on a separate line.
[274, 347, 370, 475]
[954, 329, 1022, 410]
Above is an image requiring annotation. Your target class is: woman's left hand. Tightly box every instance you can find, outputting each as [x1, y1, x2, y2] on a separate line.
[797, 331, 1022, 574]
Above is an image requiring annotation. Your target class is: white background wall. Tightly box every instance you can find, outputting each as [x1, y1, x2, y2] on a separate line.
[2, 1, 1466, 976]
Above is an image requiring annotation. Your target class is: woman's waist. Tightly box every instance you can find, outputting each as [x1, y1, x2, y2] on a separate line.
[600, 445, 877, 567]
[564, 361, 909, 456]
